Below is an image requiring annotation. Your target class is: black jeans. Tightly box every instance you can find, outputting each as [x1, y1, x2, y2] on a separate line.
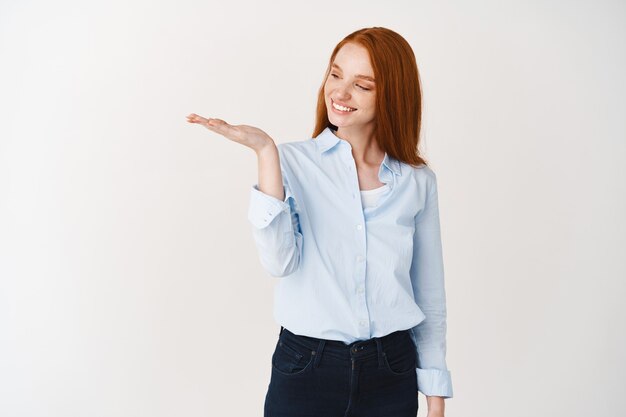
[264, 326, 418, 417]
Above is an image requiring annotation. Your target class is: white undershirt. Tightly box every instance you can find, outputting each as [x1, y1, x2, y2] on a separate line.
[359, 183, 389, 208]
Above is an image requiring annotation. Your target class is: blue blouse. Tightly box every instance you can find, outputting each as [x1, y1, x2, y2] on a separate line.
[247, 126, 453, 398]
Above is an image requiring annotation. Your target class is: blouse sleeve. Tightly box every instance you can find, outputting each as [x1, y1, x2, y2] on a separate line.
[247, 163, 303, 278]
[408, 171, 454, 398]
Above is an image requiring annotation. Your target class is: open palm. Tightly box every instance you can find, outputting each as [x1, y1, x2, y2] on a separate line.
[186, 113, 273, 152]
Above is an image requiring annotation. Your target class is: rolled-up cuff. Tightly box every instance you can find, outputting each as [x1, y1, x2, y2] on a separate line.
[416, 367, 453, 398]
[247, 184, 290, 229]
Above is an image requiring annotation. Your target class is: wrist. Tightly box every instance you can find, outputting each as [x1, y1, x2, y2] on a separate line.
[426, 395, 445, 411]
[254, 137, 277, 156]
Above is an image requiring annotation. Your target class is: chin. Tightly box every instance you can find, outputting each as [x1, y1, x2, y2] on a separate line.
[328, 116, 348, 127]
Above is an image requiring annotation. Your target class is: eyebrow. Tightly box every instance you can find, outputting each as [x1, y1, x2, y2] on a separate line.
[331, 63, 376, 82]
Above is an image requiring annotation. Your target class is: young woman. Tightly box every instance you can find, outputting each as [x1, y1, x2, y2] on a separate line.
[187, 26, 453, 417]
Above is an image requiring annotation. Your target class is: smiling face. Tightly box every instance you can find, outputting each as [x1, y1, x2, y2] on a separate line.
[324, 42, 377, 134]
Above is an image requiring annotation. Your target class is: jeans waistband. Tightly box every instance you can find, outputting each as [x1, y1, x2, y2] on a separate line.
[278, 325, 413, 362]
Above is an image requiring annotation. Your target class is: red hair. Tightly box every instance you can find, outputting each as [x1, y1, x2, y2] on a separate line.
[312, 27, 428, 168]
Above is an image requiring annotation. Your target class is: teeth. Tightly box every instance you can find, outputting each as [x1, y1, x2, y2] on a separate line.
[332, 101, 356, 112]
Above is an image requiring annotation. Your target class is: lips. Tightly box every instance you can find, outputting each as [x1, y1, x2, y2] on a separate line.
[331, 98, 357, 111]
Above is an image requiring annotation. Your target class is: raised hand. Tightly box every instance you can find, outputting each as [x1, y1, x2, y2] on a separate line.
[186, 113, 274, 153]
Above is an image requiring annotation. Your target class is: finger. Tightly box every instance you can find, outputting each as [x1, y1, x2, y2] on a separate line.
[206, 118, 234, 131]
[207, 118, 228, 126]
[205, 120, 232, 133]
[187, 114, 209, 123]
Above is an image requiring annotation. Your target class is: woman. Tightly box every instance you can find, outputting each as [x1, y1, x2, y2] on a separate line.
[187, 26, 453, 417]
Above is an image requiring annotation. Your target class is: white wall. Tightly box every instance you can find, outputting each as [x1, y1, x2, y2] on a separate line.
[1, 0, 624, 416]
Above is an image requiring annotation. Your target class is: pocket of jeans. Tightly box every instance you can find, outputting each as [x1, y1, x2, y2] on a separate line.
[271, 339, 315, 376]
[382, 343, 416, 376]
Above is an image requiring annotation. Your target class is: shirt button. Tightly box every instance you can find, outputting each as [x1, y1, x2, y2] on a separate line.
[357, 286, 364, 294]
[356, 255, 364, 262]
[359, 320, 367, 327]
[356, 224, 362, 230]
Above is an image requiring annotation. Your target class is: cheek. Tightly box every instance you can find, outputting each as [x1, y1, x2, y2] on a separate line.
[363, 97, 376, 112]
[325, 76, 343, 90]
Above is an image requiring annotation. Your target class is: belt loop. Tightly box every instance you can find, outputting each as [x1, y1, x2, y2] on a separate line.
[279, 326, 284, 336]
[313, 340, 325, 369]
[375, 337, 385, 368]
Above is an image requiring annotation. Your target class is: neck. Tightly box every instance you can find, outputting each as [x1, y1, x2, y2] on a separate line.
[335, 125, 384, 166]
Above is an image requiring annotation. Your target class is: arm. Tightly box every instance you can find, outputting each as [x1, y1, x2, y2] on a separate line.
[408, 171, 454, 400]
[184, 114, 302, 276]
[247, 144, 303, 277]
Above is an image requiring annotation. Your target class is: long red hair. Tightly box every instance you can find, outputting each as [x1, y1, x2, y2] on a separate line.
[312, 27, 428, 168]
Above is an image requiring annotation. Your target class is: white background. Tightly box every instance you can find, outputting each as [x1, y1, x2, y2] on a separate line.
[1, 0, 624, 416]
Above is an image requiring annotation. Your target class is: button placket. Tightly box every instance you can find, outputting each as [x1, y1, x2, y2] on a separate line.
[345, 146, 369, 339]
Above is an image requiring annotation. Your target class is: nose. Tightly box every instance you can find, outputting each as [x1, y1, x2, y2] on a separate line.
[334, 86, 351, 101]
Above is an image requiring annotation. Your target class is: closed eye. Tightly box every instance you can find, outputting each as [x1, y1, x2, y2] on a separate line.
[330, 74, 371, 91]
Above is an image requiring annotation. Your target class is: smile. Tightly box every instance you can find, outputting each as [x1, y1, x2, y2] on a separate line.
[331, 99, 357, 112]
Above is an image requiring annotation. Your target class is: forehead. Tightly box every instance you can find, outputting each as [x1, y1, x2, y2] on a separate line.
[332, 43, 375, 80]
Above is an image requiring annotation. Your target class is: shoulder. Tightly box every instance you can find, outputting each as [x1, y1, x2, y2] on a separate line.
[276, 137, 316, 164]
[276, 137, 314, 154]
[403, 162, 438, 189]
